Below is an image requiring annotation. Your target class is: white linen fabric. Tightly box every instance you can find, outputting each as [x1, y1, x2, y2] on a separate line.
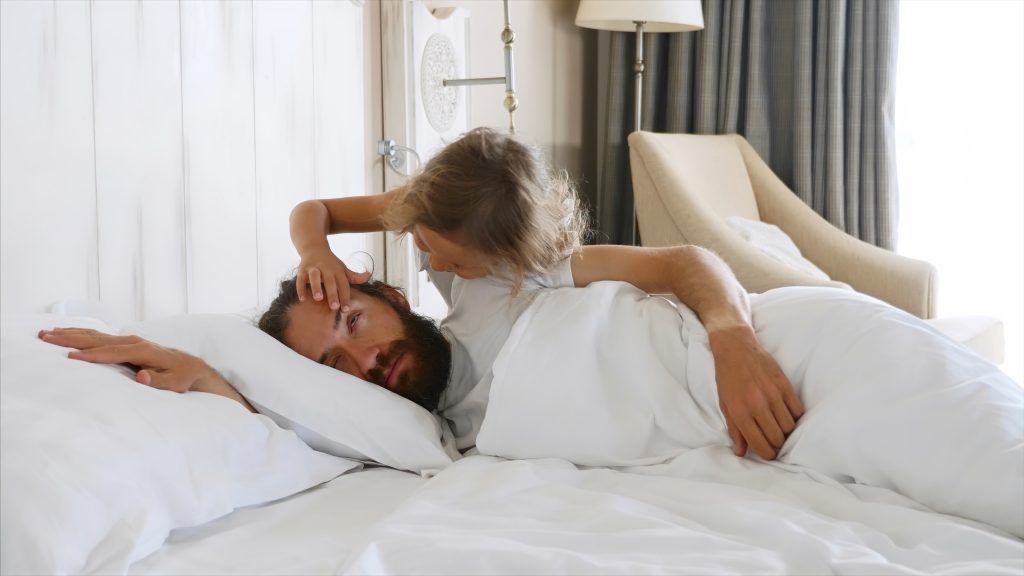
[121, 313, 458, 473]
[478, 281, 727, 465]
[725, 215, 831, 280]
[0, 315, 357, 575]
[432, 256, 575, 449]
[753, 287, 1024, 538]
[476, 284, 1024, 537]
[130, 467, 425, 575]
[127, 452, 1023, 575]
[336, 453, 1024, 575]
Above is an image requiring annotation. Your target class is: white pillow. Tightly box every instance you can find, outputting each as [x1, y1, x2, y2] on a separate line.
[725, 216, 830, 281]
[121, 313, 459, 473]
[0, 315, 357, 575]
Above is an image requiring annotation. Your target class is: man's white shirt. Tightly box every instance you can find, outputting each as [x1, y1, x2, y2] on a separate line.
[420, 252, 574, 449]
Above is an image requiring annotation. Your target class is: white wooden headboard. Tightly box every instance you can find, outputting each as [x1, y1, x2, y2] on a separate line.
[1, 0, 378, 324]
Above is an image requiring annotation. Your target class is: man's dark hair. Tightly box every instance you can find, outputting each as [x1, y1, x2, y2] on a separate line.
[258, 276, 451, 411]
[257, 277, 302, 344]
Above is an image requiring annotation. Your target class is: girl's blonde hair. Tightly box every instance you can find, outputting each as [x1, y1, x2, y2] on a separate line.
[382, 127, 589, 287]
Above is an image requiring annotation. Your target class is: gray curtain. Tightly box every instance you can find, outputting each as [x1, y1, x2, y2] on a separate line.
[585, 0, 899, 249]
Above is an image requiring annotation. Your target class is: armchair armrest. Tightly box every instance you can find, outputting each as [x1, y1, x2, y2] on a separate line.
[733, 136, 937, 319]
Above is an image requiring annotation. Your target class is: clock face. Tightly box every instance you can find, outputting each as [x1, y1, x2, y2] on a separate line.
[420, 33, 460, 134]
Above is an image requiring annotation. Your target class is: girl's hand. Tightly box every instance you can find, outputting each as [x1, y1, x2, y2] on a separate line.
[297, 247, 372, 310]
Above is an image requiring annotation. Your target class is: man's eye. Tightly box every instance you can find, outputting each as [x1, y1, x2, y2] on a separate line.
[348, 313, 358, 332]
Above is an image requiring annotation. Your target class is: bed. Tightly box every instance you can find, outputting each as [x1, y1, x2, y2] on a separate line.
[9, 0, 1018, 569]
[3, 293, 1022, 575]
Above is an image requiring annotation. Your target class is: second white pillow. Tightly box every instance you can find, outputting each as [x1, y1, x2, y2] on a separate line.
[725, 216, 830, 281]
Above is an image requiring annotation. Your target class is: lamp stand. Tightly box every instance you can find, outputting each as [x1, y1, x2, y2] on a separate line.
[631, 21, 646, 246]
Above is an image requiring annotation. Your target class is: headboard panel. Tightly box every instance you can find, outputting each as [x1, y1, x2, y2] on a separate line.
[1, 0, 376, 324]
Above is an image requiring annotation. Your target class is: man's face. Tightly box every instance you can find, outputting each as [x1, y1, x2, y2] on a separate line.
[283, 289, 447, 405]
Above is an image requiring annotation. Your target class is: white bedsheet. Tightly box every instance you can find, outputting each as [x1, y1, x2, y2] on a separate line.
[130, 467, 424, 575]
[133, 452, 1023, 575]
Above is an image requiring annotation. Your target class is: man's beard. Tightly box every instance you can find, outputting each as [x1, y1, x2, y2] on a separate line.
[367, 310, 450, 411]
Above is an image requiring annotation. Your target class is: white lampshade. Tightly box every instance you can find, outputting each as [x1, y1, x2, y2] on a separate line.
[575, 0, 704, 33]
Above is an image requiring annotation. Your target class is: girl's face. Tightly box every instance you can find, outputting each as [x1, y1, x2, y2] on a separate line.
[412, 225, 494, 280]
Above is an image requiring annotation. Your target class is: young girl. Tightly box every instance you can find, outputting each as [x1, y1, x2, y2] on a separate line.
[290, 127, 587, 310]
[289, 126, 801, 462]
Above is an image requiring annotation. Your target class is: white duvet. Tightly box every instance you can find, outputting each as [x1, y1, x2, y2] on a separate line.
[129, 449, 1024, 575]
[477, 284, 1024, 538]
[338, 452, 1024, 575]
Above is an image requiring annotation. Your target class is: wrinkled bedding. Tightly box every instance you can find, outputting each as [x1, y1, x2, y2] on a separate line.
[6, 286, 1022, 575]
[478, 284, 1024, 537]
[134, 450, 1024, 575]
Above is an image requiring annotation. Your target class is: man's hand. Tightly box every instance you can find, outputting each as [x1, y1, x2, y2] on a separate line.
[568, 244, 804, 459]
[708, 325, 804, 460]
[38, 328, 253, 411]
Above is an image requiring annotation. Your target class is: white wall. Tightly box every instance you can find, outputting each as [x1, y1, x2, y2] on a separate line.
[423, 0, 585, 177]
[0, 0, 380, 324]
[0, 0, 583, 322]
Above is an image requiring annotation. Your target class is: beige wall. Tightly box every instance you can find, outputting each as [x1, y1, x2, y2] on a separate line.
[424, 0, 587, 180]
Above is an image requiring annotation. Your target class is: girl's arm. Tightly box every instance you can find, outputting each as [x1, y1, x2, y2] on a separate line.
[570, 244, 804, 461]
[289, 188, 402, 309]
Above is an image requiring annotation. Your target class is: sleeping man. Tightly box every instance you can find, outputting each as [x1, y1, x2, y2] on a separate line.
[40, 245, 1024, 538]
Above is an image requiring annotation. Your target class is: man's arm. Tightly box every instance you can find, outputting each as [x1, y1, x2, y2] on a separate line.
[39, 328, 255, 412]
[569, 244, 804, 460]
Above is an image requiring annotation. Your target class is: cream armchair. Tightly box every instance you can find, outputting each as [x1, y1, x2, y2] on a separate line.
[628, 131, 1004, 362]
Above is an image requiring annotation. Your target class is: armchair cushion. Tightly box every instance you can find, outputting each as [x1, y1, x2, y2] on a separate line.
[724, 217, 830, 281]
